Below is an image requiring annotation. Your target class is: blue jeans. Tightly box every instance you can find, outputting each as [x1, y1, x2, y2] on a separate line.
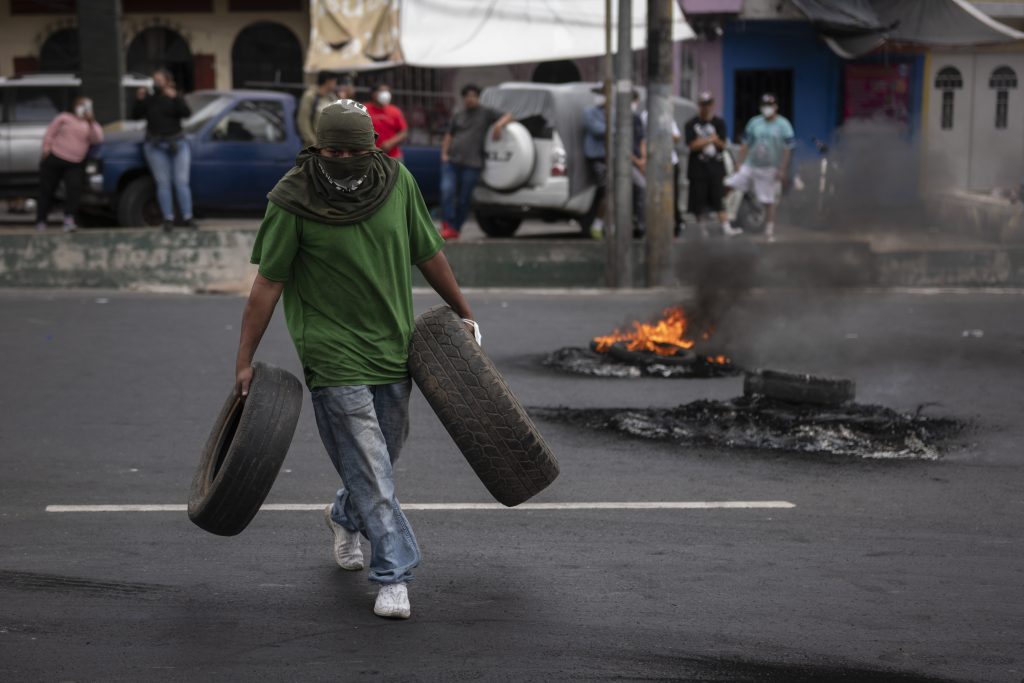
[441, 162, 482, 232]
[143, 139, 193, 221]
[311, 381, 420, 585]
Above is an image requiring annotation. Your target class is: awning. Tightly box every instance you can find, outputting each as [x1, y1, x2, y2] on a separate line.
[305, 0, 695, 73]
[790, 0, 1024, 59]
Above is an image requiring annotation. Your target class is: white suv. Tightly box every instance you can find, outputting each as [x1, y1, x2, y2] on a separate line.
[471, 81, 697, 237]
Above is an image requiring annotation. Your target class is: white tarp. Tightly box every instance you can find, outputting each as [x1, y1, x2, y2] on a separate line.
[305, 0, 695, 72]
[400, 0, 694, 68]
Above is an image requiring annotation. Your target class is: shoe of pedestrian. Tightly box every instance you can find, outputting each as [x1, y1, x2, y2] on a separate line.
[722, 224, 743, 237]
[182, 218, 199, 230]
[374, 582, 411, 619]
[62, 217, 77, 233]
[589, 217, 604, 241]
[440, 223, 459, 240]
[35, 221, 47, 232]
[323, 505, 364, 571]
[162, 220, 174, 233]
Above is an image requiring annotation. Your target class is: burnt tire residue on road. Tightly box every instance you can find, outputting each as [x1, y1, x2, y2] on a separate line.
[0, 569, 171, 598]
[409, 305, 560, 507]
[188, 362, 303, 536]
[532, 397, 964, 460]
[544, 346, 740, 378]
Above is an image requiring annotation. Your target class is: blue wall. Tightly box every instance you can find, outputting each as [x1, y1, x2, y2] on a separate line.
[722, 20, 842, 160]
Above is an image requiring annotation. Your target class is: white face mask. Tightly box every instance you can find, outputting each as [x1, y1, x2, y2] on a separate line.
[761, 105, 776, 118]
[377, 91, 392, 106]
[74, 101, 92, 117]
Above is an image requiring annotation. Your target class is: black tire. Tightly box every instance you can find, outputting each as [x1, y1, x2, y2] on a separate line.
[604, 341, 697, 367]
[744, 369, 855, 407]
[188, 362, 304, 536]
[476, 211, 523, 238]
[408, 306, 560, 507]
[116, 176, 162, 227]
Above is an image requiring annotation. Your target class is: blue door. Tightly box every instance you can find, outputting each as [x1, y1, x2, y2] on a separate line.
[190, 99, 298, 209]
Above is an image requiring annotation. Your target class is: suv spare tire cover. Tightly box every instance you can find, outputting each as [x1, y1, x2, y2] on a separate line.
[480, 121, 536, 192]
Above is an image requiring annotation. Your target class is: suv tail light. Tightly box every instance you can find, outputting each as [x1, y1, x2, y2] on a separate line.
[550, 145, 567, 177]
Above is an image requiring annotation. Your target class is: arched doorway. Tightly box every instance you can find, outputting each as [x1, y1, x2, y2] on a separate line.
[40, 28, 80, 73]
[532, 60, 581, 84]
[231, 22, 302, 90]
[127, 27, 194, 92]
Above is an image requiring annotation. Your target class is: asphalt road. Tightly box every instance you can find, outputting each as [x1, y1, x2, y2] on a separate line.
[1, 287, 1022, 682]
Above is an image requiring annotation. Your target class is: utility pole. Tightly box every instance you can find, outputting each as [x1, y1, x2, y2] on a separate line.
[77, 0, 125, 124]
[644, 0, 674, 287]
[603, 0, 617, 287]
[612, 0, 634, 288]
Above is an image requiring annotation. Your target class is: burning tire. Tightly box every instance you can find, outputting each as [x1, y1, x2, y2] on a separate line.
[603, 341, 697, 367]
[408, 306, 560, 507]
[188, 362, 303, 536]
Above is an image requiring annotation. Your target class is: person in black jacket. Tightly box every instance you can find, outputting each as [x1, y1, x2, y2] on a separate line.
[133, 68, 196, 231]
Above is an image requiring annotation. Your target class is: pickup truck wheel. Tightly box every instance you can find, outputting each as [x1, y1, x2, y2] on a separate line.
[117, 176, 162, 227]
[476, 212, 522, 238]
[735, 193, 767, 234]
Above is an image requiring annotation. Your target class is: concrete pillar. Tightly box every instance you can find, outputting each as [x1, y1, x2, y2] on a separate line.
[76, 0, 124, 123]
[644, 0, 674, 287]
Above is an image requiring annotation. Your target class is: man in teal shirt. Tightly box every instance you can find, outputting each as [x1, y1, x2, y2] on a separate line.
[234, 100, 476, 620]
[726, 93, 795, 238]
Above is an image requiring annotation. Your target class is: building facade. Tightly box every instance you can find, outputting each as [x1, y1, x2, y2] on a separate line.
[1, 0, 308, 91]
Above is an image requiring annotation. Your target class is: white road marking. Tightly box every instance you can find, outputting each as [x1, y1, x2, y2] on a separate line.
[45, 501, 794, 513]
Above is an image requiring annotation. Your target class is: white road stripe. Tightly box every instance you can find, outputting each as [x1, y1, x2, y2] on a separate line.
[45, 501, 794, 513]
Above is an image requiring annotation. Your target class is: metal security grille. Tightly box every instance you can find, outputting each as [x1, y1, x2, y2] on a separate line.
[733, 69, 793, 141]
[355, 67, 454, 146]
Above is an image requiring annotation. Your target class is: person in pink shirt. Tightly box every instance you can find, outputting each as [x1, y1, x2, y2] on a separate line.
[37, 96, 103, 232]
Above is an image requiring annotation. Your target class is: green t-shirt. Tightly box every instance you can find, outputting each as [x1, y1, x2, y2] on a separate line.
[250, 165, 445, 388]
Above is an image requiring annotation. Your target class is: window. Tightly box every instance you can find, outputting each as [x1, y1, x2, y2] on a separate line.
[12, 87, 71, 123]
[934, 66, 963, 130]
[211, 100, 286, 142]
[989, 66, 1017, 130]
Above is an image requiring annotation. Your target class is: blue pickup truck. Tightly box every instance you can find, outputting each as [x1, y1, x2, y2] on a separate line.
[84, 89, 441, 226]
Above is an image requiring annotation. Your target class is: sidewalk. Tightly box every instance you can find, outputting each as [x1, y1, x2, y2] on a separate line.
[1, 212, 1023, 290]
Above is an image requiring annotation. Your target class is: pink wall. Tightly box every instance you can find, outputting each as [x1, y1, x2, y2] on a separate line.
[675, 39, 723, 102]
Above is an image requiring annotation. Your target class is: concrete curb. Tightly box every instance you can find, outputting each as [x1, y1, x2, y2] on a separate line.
[2, 228, 1023, 290]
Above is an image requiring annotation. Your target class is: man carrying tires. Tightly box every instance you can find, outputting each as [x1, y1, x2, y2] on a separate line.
[234, 100, 477, 620]
[439, 84, 513, 240]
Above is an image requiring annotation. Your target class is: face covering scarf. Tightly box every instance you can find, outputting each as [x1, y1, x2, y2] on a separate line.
[267, 100, 399, 225]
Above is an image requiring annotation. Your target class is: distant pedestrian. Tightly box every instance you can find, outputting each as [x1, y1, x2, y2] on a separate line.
[366, 84, 408, 161]
[298, 72, 339, 148]
[439, 83, 513, 240]
[640, 105, 684, 236]
[582, 87, 609, 240]
[36, 96, 102, 232]
[133, 68, 196, 231]
[726, 93, 794, 239]
[684, 91, 740, 237]
[630, 91, 647, 238]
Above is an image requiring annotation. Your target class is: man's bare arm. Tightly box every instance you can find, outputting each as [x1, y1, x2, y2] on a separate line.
[440, 132, 453, 163]
[235, 274, 285, 396]
[417, 251, 473, 322]
[735, 143, 748, 166]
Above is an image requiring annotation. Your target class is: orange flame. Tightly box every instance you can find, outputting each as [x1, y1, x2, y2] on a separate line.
[593, 307, 697, 356]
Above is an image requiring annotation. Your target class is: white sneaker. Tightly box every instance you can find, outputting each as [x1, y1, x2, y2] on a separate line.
[323, 505, 363, 571]
[374, 582, 411, 619]
[722, 224, 743, 237]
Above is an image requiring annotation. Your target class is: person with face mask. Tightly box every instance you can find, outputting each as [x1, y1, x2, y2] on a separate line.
[36, 96, 103, 232]
[365, 84, 408, 160]
[133, 68, 195, 231]
[725, 93, 795, 238]
[582, 87, 610, 240]
[237, 100, 475, 621]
